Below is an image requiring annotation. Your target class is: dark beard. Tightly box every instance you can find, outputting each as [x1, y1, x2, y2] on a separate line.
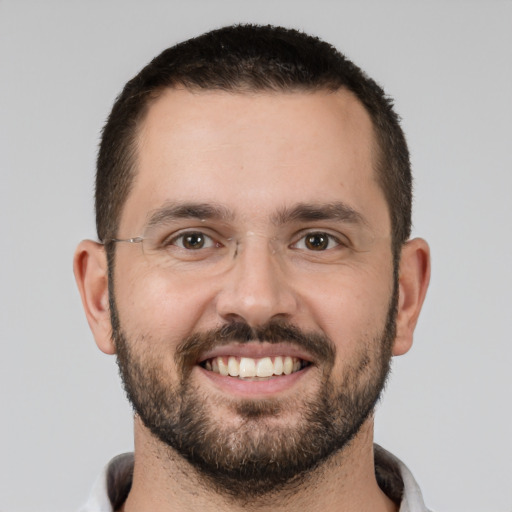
[110, 287, 397, 501]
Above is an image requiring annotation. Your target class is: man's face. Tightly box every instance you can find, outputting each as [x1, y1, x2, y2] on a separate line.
[111, 89, 396, 496]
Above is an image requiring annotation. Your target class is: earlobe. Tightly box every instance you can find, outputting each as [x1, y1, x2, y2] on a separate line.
[73, 240, 116, 355]
[392, 238, 431, 356]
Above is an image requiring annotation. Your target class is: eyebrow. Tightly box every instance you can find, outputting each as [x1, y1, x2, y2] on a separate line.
[145, 201, 234, 229]
[271, 202, 368, 227]
[144, 200, 368, 231]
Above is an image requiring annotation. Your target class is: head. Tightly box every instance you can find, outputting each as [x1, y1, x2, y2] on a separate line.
[96, 24, 412, 265]
[75, 24, 430, 502]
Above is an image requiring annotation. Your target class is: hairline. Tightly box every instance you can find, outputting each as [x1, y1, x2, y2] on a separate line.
[116, 84, 392, 243]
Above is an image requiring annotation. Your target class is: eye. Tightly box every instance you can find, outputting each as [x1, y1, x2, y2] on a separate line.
[293, 232, 342, 251]
[170, 231, 217, 250]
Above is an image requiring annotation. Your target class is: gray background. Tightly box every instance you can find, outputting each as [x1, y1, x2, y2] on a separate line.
[1, 1, 511, 511]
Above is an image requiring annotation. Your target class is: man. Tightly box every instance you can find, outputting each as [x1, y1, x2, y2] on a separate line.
[74, 24, 431, 512]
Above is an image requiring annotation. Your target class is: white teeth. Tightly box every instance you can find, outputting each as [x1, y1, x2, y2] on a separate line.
[218, 357, 229, 376]
[228, 356, 239, 377]
[256, 357, 274, 378]
[239, 357, 256, 378]
[273, 356, 284, 375]
[283, 356, 293, 375]
[205, 355, 306, 379]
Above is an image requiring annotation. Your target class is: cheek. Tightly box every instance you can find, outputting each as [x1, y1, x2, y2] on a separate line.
[299, 262, 394, 359]
[113, 262, 218, 346]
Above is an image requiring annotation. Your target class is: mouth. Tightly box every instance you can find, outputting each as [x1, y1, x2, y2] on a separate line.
[200, 355, 311, 380]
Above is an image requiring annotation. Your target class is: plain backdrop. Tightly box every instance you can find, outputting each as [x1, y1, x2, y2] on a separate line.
[1, 1, 511, 511]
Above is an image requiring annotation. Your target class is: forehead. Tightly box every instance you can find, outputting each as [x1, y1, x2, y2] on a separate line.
[121, 88, 388, 234]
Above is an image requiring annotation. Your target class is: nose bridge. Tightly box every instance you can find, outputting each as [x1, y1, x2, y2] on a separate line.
[216, 232, 297, 325]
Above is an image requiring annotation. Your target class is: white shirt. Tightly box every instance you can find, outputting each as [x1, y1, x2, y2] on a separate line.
[79, 445, 431, 512]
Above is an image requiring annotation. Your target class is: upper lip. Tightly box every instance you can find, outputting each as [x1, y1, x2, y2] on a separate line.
[197, 342, 315, 364]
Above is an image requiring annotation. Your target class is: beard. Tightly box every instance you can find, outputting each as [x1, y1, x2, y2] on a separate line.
[110, 284, 397, 500]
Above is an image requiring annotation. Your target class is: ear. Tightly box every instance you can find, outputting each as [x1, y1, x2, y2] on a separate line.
[73, 240, 116, 355]
[392, 238, 431, 356]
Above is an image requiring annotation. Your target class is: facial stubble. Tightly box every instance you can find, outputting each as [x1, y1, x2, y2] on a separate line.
[110, 283, 397, 500]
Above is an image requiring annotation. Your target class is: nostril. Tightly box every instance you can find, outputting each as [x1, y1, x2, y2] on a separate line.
[215, 256, 298, 326]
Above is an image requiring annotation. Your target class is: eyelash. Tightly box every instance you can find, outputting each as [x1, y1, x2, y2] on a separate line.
[165, 230, 347, 252]
[165, 231, 221, 250]
[292, 232, 345, 251]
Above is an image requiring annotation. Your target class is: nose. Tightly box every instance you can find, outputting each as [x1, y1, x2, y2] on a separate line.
[215, 237, 298, 327]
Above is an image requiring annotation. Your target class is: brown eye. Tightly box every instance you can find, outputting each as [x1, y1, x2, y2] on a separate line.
[173, 232, 215, 250]
[305, 233, 330, 250]
[183, 233, 205, 249]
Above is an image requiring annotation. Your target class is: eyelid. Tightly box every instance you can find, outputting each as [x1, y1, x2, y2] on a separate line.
[290, 230, 351, 249]
[160, 228, 222, 249]
[150, 225, 352, 250]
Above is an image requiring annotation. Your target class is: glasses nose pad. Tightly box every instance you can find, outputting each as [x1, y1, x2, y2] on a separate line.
[268, 235, 282, 255]
[231, 233, 283, 258]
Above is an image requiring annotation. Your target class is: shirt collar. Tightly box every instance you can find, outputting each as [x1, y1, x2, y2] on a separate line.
[79, 445, 429, 512]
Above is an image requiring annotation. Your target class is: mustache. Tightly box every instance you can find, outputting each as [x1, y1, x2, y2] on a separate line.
[174, 320, 336, 370]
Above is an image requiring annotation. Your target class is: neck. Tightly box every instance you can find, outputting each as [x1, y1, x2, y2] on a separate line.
[121, 416, 397, 512]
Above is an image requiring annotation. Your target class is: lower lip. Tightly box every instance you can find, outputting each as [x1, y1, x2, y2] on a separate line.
[197, 365, 312, 397]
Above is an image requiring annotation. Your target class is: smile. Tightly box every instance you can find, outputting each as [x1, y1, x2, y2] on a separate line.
[200, 356, 310, 380]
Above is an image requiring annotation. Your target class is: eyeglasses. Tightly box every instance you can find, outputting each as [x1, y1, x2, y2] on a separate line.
[105, 221, 378, 278]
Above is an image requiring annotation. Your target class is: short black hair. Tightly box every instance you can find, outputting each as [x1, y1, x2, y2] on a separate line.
[96, 24, 411, 260]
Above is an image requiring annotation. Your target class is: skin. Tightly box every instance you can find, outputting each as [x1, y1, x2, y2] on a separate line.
[74, 88, 430, 512]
